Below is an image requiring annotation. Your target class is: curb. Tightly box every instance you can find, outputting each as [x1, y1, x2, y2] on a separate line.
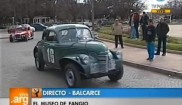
[0, 37, 9, 39]
[98, 38, 182, 79]
[98, 38, 182, 55]
[123, 60, 182, 79]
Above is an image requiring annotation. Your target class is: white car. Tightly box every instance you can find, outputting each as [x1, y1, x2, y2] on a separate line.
[21, 24, 35, 32]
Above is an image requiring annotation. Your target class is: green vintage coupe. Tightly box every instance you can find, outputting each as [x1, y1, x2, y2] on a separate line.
[33, 24, 124, 87]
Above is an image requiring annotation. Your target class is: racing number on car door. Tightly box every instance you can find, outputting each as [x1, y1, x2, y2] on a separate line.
[47, 48, 55, 63]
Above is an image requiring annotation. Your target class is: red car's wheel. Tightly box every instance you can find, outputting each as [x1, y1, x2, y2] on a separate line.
[9, 35, 14, 42]
[25, 36, 28, 41]
[31, 32, 34, 39]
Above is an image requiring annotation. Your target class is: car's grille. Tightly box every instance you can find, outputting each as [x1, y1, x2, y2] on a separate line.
[15, 35, 21, 38]
[97, 55, 107, 61]
[90, 55, 108, 73]
[90, 54, 116, 74]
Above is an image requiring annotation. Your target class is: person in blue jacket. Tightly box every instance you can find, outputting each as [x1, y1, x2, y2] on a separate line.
[145, 19, 156, 62]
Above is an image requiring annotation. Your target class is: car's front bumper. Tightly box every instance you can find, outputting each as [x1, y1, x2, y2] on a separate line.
[13, 35, 26, 40]
[82, 59, 123, 79]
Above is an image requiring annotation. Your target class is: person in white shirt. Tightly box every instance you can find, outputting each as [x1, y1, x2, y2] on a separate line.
[112, 19, 124, 48]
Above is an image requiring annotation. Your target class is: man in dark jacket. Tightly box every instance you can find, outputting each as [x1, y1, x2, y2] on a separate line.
[146, 19, 156, 62]
[133, 12, 140, 39]
[155, 18, 169, 56]
[140, 12, 149, 40]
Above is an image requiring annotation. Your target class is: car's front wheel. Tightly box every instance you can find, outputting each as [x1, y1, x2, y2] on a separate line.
[35, 52, 45, 71]
[108, 67, 124, 82]
[31, 32, 34, 39]
[9, 36, 14, 42]
[25, 36, 28, 41]
[64, 63, 81, 88]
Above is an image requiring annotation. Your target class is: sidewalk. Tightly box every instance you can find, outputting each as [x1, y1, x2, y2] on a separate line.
[103, 41, 182, 78]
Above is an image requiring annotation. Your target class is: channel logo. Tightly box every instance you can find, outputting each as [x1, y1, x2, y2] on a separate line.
[31, 88, 42, 98]
[10, 88, 30, 105]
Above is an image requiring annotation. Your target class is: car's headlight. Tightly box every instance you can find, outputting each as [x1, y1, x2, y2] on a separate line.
[21, 34, 26, 37]
[79, 54, 89, 64]
[116, 51, 122, 59]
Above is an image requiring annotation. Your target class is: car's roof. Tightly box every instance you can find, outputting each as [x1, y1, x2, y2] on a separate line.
[9, 25, 22, 28]
[47, 24, 89, 31]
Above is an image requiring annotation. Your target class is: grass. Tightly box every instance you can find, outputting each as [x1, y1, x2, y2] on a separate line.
[98, 26, 182, 44]
[98, 33, 182, 51]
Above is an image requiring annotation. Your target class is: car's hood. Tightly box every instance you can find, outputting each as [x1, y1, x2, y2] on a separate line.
[12, 31, 27, 35]
[58, 40, 108, 55]
[85, 41, 108, 55]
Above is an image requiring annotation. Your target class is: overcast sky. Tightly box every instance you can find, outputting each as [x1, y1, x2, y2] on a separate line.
[77, 0, 169, 12]
[142, 0, 169, 12]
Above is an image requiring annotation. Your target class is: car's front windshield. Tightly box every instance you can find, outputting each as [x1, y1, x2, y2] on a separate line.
[15, 27, 26, 31]
[58, 28, 93, 42]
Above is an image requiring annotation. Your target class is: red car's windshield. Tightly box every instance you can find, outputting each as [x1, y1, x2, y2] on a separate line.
[15, 27, 26, 32]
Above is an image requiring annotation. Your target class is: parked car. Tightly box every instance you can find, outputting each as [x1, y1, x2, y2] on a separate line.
[21, 24, 35, 32]
[31, 23, 47, 31]
[33, 24, 124, 87]
[9, 26, 34, 42]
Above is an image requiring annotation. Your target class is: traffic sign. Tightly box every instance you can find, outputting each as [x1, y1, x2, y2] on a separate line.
[151, 9, 171, 14]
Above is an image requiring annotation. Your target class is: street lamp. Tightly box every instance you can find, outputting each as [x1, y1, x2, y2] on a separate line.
[91, 0, 95, 31]
[54, 0, 58, 23]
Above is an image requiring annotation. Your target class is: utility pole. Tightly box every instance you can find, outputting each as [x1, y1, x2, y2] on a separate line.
[54, 0, 58, 23]
[13, 6, 16, 25]
[91, 0, 95, 31]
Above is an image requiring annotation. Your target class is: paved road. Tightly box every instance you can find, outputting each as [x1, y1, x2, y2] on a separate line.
[0, 32, 182, 97]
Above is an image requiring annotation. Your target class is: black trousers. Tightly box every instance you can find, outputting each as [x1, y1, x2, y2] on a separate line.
[141, 25, 147, 40]
[115, 35, 123, 48]
[134, 22, 139, 38]
[156, 37, 167, 54]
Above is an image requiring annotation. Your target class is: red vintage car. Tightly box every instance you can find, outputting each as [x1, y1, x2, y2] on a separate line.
[9, 27, 34, 42]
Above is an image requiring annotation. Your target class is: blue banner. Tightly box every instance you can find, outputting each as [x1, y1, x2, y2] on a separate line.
[41, 88, 182, 98]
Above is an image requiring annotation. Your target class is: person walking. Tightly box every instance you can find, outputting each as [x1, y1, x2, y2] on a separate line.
[145, 19, 156, 62]
[155, 18, 169, 56]
[112, 19, 124, 48]
[133, 12, 140, 39]
[140, 12, 149, 40]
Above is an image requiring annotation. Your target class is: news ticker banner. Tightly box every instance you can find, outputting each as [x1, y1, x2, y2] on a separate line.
[1, 98, 182, 105]
[8, 88, 182, 105]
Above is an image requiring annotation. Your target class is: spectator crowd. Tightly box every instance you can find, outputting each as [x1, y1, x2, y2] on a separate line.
[112, 11, 169, 62]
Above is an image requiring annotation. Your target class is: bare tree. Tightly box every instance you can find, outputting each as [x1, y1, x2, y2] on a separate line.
[0, 0, 145, 24]
[165, 0, 182, 19]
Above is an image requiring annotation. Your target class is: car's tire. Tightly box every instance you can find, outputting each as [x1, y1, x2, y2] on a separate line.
[35, 52, 45, 71]
[9, 36, 14, 42]
[64, 63, 81, 88]
[108, 66, 124, 82]
[25, 36, 28, 41]
[31, 32, 34, 39]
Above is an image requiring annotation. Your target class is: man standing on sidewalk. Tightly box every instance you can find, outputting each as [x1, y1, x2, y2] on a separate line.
[140, 12, 149, 40]
[155, 18, 169, 56]
[130, 14, 136, 39]
[112, 19, 124, 48]
[146, 19, 156, 62]
[133, 12, 140, 39]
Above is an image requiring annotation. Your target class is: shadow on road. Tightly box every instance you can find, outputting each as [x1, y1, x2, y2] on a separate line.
[20, 65, 123, 88]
